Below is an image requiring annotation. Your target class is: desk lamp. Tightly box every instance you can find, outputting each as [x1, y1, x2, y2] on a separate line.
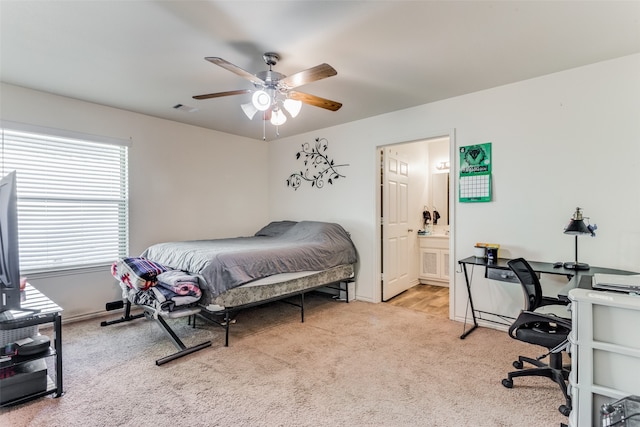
[563, 207, 596, 270]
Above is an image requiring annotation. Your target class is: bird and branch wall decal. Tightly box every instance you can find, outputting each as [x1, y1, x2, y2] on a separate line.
[286, 137, 349, 190]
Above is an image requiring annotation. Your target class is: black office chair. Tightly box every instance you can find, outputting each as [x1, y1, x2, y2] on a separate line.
[502, 258, 573, 416]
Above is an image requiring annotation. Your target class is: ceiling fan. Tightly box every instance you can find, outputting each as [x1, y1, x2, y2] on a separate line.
[193, 52, 342, 128]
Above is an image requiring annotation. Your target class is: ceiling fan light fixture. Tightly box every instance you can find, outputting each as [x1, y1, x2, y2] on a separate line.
[283, 98, 302, 118]
[241, 102, 258, 119]
[252, 90, 271, 111]
[270, 108, 287, 126]
[194, 53, 341, 138]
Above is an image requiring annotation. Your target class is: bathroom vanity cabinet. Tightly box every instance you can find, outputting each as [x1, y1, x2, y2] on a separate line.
[418, 235, 450, 285]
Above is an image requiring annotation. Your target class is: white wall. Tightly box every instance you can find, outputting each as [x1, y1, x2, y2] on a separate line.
[268, 54, 640, 325]
[0, 83, 270, 319]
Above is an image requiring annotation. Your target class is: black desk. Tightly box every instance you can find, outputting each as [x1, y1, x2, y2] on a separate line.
[0, 284, 63, 405]
[457, 256, 636, 339]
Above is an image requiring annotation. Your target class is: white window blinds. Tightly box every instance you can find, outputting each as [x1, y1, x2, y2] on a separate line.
[1, 123, 129, 273]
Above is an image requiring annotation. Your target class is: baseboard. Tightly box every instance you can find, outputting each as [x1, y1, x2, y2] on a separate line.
[61, 306, 143, 325]
[453, 315, 510, 333]
[418, 279, 449, 287]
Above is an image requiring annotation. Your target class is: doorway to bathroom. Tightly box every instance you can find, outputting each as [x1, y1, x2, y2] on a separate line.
[378, 133, 454, 318]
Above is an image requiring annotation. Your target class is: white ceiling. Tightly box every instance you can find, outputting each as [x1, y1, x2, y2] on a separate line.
[2, 1, 639, 141]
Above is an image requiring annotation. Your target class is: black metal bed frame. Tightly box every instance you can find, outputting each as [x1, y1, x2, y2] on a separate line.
[197, 278, 353, 347]
[100, 300, 212, 365]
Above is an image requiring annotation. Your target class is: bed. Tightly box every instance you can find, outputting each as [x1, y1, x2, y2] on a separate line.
[105, 221, 357, 356]
[141, 221, 357, 300]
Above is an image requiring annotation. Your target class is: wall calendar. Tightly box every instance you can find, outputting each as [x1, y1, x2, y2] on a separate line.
[459, 142, 492, 203]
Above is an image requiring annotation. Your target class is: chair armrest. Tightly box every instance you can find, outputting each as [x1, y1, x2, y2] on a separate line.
[540, 296, 569, 307]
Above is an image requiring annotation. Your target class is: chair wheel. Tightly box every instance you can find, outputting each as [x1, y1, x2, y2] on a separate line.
[513, 360, 523, 369]
[502, 378, 513, 388]
[559, 405, 571, 416]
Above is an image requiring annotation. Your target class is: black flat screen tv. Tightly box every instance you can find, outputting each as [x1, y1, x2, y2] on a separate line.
[0, 170, 21, 312]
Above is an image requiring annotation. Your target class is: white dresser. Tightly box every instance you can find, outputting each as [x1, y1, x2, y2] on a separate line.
[568, 288, 640, 426]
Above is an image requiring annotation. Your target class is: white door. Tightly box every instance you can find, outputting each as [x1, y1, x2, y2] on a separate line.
[382, 148, 411, 301]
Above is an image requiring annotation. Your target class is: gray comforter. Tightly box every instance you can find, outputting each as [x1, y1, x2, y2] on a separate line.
[140, 221, 357, 298]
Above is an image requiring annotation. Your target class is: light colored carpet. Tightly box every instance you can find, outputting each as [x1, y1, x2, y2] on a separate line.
[1, 294, 567, 426]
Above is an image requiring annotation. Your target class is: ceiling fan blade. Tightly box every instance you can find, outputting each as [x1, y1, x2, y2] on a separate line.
[205, 57, 265, 85]
[289, 91, 342, 111]
[280, 63, 337, 89]
[193, 89, 252, 100]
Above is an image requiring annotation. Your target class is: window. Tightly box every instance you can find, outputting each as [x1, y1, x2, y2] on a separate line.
[1, 121, 129, 274]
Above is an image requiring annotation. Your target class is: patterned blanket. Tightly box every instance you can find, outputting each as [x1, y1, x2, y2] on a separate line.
[112, 258, 201, 312]
[111, 257, 168, 291]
